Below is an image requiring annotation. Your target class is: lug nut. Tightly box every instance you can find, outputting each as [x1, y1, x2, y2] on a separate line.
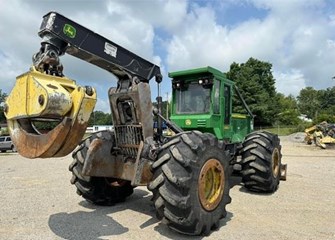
[38, 95, 45, 106]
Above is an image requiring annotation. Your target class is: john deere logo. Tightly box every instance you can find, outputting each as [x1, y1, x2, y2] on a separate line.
[63, 24, 76, 38]
[185, 119, 192, 126]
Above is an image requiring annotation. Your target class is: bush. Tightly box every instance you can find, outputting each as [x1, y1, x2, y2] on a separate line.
[0, 127, 9, 136]
[314, 114, 335, 124]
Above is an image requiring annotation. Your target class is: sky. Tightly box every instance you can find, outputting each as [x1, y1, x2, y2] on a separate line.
[0, 0, 335, 112]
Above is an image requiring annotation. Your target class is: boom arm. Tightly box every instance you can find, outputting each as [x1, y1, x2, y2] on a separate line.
[33, 12, 162, 82]
[5, 12, 162, 159]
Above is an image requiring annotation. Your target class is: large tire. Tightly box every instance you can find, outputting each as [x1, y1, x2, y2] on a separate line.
[148, 131, 231, 235]
[69, 131, 134, 205]
[241, 131, 282, 193]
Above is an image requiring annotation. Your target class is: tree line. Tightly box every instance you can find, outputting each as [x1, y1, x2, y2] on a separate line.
[0, 57, 334, 127]
[226, 57, 334, 126]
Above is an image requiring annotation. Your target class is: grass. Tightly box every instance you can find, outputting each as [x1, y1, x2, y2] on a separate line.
[258, 127, 296, 136]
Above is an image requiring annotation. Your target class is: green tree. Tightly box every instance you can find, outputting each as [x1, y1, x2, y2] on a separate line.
[314, 113, 335, 123]
[0, 89, 8, 123]
[317, 87, 335, 118]
[226, 57, 279, 126]
[297, 87, 319, 119]
[297, 86, 335, 123]
[276, 93, 300, 125]
[88, 111, 113, 126]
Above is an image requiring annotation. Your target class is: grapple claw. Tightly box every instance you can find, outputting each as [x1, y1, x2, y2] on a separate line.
[8, 118, 72, 158]
[5, 68, 96, 158]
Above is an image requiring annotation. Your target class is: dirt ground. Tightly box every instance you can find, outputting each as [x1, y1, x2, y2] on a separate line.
[0, 134, 334, 240]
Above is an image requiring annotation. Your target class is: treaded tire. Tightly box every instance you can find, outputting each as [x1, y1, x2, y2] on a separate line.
[69, 131, 134, 205]
[148, 131, 231, 236]
[241, 131, 282, 193]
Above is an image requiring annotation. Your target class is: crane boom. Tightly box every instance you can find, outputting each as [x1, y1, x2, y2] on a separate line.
[34, 12, 161, 81]
[5, 12, 161, 158]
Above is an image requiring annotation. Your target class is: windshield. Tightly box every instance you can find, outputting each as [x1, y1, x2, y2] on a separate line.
[176, 83, 211, 114]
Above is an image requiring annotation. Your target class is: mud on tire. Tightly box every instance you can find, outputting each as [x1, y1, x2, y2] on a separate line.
[241, 131, 282, 193]
[148, 131, 231, 235]
[69, 131, 134, 205]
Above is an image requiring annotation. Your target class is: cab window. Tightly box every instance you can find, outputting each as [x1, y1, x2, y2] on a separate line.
[176, 83, 211, 114]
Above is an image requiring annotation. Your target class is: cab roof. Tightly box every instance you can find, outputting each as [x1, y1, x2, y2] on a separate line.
[168, 66, 226, 79]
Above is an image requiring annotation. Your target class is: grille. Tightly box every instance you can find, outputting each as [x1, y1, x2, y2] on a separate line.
[197, 119, 207, 127]
[114, 125, 143, 157]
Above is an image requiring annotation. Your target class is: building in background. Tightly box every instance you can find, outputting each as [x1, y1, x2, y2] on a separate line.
[86, 125, 114, 133]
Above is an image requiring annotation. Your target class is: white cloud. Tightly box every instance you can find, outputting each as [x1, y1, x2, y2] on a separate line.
[165, 0, 335, 95]
[166, 4, 286, 71]
[106, 0, 188, 32]
[274, 69, 306, 96]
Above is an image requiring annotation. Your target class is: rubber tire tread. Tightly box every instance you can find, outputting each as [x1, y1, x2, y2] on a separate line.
[241, 131, 282, 193]
[148, 131, 231, 236]
[69, 131, 134, 205]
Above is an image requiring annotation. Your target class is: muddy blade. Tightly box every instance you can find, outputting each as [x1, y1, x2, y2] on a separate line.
[8, 117, 89, 159]
[8, 117, 76, 158]
[5, 68, 96, 159]
[53, 118, 89, 157]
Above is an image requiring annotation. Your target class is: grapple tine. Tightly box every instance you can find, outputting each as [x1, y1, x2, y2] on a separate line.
[8, 118, 72, 158]
[5, 68, 97, 159]
[53, 119, 89, 157]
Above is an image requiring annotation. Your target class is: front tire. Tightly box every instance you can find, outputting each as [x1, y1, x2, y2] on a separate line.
[241, 131, 282, 193]
[148, 131, 231, 235]
[69, 131, 134, 205]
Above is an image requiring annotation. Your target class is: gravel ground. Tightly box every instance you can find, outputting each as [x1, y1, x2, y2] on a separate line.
[0, 135, 334, 240]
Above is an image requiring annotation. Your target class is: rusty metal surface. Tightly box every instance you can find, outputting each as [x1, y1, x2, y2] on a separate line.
[8, 117, 72, 158]
[198, 158, 225, 211]
[82, 137, 153, 185]
[280, 164, 287, 181]
[136, 82, 154, 139]
[114, 125, 143, 157]
[109, 82, 153, 159]
[131, 141, 144, 186]
[53, 91, 96, 157]
[272, 148, 280, 178]
[82, 138, 135, 181]
[139, 160, 153, 185]
[53, 119, 88, 157]
[134, 141, 154, 185]
[5, 70, 96, 159]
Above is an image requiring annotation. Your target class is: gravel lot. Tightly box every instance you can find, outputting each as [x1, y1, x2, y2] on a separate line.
[0, 135, 334, 240]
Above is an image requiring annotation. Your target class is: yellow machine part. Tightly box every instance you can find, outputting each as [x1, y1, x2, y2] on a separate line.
[5, 67, 97, 158]
[321, 136, 335, 144]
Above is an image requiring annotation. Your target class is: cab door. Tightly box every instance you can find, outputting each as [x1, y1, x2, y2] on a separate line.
[224, 84, 231, 125]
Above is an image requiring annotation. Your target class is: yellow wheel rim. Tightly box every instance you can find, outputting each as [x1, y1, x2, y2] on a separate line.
[272, 148, 280, 178]
[198, 158, 225, 211]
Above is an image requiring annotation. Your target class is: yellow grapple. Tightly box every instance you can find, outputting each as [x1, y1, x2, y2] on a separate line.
[5, 67, 96, 158]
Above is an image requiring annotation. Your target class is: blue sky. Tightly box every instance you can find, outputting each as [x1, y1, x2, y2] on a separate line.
[0, 0, 335, 112]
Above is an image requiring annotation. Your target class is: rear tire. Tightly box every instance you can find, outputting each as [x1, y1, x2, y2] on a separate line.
[69, 131, 134, 205]
[148, 131, 231, 235]
[241, 131, 282, 193]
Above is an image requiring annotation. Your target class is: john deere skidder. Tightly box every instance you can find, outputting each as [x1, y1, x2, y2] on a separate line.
[4, 12, 286, 235]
